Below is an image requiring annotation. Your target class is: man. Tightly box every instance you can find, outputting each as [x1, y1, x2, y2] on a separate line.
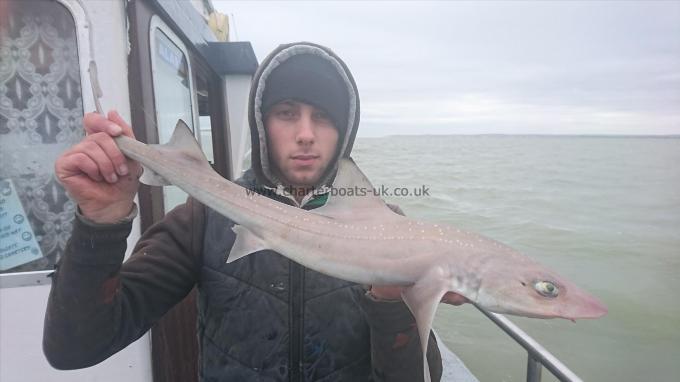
[44, 42, 462, 381]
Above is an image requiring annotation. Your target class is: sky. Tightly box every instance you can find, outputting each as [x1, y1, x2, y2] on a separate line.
[213, 1, 680, 137]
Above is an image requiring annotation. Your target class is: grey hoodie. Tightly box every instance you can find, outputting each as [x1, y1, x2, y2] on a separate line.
[248, 42, 361, 206]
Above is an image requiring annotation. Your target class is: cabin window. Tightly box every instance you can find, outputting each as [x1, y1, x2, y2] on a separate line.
[195, 71, 214, 164]
[241, 126, 252, 176]
[224, 74, 254, 178]
[150, 24, 197, 211]
[0, 0, 83, 274]
[151, 30, 195, 140]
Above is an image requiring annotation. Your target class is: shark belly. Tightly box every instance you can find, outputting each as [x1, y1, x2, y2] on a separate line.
[253, 224, 433, 286]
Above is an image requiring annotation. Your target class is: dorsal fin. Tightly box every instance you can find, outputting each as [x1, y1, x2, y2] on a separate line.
[139, 119, 211, 186]
[167, 119, 194, 146]
[311, 157, 399, 220]
[166, 119, 208, 158]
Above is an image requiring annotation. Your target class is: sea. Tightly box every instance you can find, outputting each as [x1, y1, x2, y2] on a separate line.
[351, 135, 680, 382]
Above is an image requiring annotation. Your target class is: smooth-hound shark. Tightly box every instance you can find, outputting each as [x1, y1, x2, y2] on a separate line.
[114, 120, 607, 382]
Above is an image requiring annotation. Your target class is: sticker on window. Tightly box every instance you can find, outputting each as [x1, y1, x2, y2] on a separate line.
[0, 178, 43, 271]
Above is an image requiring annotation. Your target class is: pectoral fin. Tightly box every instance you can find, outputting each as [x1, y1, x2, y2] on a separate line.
[401, 268, 449, 382]
[226, 225, 268, 263]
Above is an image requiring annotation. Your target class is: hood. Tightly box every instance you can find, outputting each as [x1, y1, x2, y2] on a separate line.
[247, 42, 360, 194]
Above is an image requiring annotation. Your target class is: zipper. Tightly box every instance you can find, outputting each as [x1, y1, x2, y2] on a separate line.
[289, 261, 305, 381]
[289, 197, 326, 381]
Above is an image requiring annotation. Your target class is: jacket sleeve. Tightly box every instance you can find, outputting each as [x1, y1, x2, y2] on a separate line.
[359, 294, 443, 381]
[42, 198, 205, 370]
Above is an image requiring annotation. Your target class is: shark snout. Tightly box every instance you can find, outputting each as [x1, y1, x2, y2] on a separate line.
[559, 292, 608, 320]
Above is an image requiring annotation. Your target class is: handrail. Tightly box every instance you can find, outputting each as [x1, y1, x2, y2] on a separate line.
[473, 303, 584, 382]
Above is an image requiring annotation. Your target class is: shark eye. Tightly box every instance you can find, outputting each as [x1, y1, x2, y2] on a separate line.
[534, 281, 559, 298]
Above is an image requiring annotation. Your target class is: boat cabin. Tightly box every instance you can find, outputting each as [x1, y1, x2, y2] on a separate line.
[0, 1, 256, 380]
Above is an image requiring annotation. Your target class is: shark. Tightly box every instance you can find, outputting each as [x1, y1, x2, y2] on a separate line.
[114, 120, 607, 382]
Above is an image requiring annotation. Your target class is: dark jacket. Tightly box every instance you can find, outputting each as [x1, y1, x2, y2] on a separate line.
[43, 42, 443, 381]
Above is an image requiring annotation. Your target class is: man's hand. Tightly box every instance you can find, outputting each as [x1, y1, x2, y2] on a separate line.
[370, 285, 470, 305]
[55, 110, 141, 224]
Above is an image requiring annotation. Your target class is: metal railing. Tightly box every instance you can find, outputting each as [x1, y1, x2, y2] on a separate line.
[473, 303, 583, 382]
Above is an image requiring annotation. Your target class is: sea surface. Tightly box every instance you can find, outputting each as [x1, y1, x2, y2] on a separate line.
[352, 135, 680, 382]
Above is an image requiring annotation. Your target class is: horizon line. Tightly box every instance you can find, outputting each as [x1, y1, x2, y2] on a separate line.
[358, 133, 680, 139]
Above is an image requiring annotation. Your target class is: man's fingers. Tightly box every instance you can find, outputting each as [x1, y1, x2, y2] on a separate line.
[107, 110, 135, 139]
[83, 112, 123, 136]
[442, 292, 469, 306]
[71, 140, 119, 183]
[56, 152, 104, 182]
[88, 132, 129, 176]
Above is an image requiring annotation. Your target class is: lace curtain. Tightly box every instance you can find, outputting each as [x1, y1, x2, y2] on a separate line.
[0, 0, 84, 272]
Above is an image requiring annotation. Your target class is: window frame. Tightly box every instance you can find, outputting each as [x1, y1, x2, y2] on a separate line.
[148, 15, 205, 213]
[0, 0, 92, 287]
[148, 15, 201, 143]
[190, 55, 232, 179]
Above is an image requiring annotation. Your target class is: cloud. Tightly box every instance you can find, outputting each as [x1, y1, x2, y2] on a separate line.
[215, 1, 680, 136]
[361, 94, 680, 136]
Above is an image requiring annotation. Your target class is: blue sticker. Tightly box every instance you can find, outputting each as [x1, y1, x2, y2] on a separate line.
[0, 180, 11, 197]
[0, 178, 43, 270]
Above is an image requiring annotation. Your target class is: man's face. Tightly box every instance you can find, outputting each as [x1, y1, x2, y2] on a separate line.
[265, 100, 340, 189]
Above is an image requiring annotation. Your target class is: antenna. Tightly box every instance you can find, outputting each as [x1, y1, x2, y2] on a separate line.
[230, 13, 239, 41]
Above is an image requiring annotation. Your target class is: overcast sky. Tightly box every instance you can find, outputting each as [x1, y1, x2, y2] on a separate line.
[213, 1, 680, 137]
